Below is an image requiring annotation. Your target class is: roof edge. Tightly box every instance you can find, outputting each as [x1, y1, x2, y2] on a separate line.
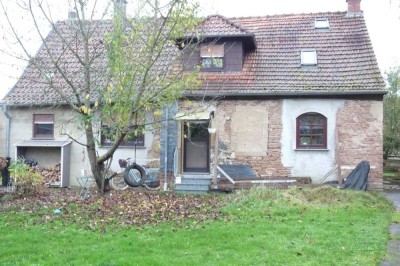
[184, 90, 387, 98]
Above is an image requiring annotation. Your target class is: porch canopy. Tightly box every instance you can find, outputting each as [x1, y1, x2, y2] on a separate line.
[174, 111, 211, 120]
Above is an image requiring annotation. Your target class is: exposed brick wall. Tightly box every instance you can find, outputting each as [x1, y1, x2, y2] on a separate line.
[215, 99, 291, 178]
[336, 100, 383, 190]
[169, 98, 383, 190]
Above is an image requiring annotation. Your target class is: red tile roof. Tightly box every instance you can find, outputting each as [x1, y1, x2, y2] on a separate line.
[188, 12, 385, 96]
[186, 14, 254, 38]
[3, 20, 112, 106]
[2, 11, 386, 106]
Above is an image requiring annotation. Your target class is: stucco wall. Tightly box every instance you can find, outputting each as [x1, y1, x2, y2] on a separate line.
[281, 99, 344, 183]
[6, 107, 83, 186]
[5, 107, 157, 187]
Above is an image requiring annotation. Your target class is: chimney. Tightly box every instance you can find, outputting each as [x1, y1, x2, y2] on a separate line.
[347, 0, 362, 16]
[114, 0, 127, 19]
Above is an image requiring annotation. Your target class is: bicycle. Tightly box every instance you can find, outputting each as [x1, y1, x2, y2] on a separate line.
[108, 158, 160, 191]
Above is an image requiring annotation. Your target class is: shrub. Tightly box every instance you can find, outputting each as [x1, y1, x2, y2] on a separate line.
[8, 160, 44, 195]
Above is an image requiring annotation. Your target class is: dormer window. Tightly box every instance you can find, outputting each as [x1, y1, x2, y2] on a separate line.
[200, 43, 224, 71]
[315, 18, 330, 29]
[301, 49, 317, 66]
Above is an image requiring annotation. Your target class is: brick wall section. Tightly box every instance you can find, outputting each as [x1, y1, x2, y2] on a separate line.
[215, 99, 291, 178]
[336, 100, 383, 190]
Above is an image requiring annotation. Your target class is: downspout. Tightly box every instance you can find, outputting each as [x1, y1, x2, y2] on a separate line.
[2, 105, 11, 157]
[163, 107, 169, 191]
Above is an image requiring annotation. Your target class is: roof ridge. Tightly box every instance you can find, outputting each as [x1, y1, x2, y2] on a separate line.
[204, 14, 253, 35]
[228, 11, 348, 20]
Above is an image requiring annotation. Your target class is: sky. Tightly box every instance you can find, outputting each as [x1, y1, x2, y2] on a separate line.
[0, 0, 399, 99]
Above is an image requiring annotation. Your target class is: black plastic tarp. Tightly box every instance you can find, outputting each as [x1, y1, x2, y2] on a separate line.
[344, 161, 370, 191]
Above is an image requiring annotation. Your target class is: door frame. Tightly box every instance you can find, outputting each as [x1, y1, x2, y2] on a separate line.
[182, 120, 210, 173]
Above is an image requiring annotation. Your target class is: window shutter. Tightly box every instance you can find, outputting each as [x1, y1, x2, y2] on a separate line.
[200, 44, 224, 58]
[34, 114, 54, 124]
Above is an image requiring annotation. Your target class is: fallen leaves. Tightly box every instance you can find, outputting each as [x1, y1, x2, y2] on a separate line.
[0, 188, 224, 231]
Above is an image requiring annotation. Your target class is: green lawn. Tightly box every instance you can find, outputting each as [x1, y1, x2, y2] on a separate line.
[0, 187, 394, 265]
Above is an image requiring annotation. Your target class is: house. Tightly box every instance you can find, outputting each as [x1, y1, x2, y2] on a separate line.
[160, 0, 386, 192]
[0, 0, 386, 190]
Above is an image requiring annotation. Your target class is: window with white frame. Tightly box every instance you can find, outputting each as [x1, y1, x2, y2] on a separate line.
[315, 18, 330, 29]
[301, 49, 317, 66]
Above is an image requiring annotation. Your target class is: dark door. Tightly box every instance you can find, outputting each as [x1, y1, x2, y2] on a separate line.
[183, 121, 209, 173]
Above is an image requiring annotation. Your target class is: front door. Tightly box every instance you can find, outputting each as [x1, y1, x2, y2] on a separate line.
[183, 121, 209, 173]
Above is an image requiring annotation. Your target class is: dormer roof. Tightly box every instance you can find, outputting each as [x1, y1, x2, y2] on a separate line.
[182, 15, 257, 50]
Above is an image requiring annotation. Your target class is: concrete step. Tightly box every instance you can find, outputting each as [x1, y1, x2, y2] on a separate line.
[179, 178, 211, 185]
[175, 183, 210, 191]
[180, 174, 212, 179]
[174, 174, 212, 194]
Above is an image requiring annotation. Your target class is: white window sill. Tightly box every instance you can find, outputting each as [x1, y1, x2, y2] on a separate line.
[294, 148, 329, 152]
[100, 145, 146, 149]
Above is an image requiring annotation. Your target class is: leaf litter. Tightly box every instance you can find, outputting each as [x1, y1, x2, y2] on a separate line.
[0, 188, 224, 230]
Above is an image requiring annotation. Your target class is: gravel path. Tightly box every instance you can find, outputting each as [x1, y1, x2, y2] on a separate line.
[381, 191, 400, 266]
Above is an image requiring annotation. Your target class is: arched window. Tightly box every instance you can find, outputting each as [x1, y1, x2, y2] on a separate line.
[296, 112, 327, 149]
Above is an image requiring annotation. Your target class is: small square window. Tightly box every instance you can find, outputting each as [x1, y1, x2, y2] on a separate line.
[301, 50, 317, 66]
[33, 114, 54, 139]
[315, 19, 330, 29]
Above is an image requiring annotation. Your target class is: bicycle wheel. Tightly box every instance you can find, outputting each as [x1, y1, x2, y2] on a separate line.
[124, 164, 146, 187]
[110, 172, 129, 190]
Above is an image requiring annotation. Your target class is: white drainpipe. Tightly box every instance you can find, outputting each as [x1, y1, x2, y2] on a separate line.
[163, 107, 169, 191]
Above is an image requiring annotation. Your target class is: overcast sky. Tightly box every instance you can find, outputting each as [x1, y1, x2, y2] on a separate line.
[0, 0, 399, 99]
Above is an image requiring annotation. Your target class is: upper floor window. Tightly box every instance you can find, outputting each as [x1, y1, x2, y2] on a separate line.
[200, 43, 224, 71]
[301, 49, 317, 66]
[296, 112, 327, 149]
[101, 125, 145, 147]
[33, 114, 54, 139]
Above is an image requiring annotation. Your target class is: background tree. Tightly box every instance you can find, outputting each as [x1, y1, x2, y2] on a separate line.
[0, 0, 200, 192]
[383, 66, 400, 158]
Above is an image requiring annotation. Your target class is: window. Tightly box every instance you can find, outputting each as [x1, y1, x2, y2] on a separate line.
[315, 18, 330, 29]
[101, 125, 145, 147]
[200, 43, 224, 71]
[301, 49, 317, 66]
[33, 114, 54, 139]
[296, 113, 327, 149]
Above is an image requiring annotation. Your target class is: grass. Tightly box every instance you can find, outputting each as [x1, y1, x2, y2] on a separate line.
[393, 210, 400, 223]
[384, 172, 397, 177]
[0, 186, 394, 265]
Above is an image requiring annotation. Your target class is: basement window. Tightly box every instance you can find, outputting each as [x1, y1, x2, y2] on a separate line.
[315, 18, 330, 29]
[301, 49, 317, 66]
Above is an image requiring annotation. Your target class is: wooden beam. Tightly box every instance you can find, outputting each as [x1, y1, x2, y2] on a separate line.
[217, 166, 235, 185]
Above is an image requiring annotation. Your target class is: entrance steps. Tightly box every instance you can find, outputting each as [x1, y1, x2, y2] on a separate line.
[174, 174, 212, 194]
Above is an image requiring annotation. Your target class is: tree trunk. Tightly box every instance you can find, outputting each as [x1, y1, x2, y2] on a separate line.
[84, 120, 111, 193]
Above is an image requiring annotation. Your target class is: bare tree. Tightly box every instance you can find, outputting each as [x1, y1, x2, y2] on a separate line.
[0, 0, 200, 192]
